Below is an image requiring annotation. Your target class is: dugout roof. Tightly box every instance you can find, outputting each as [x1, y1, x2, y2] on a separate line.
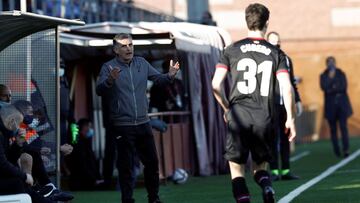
[59, 21, 231, 54]
[0, 10, 84, 52]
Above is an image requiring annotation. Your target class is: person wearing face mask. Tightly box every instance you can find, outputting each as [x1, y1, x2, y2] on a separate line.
[320, 56, 352, 158]
[13, 100, 74, 202]
[266, 31, 302, 181]
[0, 104, 55, 203]
[0, 84, 12, 108]
[68, 118, 103, 190]
[59, 58, 75, 148]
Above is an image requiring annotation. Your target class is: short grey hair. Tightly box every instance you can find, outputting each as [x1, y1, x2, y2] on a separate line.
[0, 105, 23, 131]
[113, 33, 132, 46]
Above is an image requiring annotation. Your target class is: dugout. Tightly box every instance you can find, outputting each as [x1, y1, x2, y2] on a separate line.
[0, 11, 84, 186]
[59, 21, 232, 177]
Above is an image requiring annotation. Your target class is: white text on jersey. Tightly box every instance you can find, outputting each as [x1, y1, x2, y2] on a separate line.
[240, 44, 271, 56]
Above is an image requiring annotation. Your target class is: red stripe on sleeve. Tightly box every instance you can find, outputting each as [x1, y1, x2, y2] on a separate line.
[276, 69, 288, 75]
[216, 64, 229, 70]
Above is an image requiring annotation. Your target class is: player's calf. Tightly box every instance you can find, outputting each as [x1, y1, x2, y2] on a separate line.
[232, 177, 250, 203]
[254, 170, 275, 203]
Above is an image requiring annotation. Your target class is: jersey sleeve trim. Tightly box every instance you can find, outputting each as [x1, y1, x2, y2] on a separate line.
[276, 69, 289, 75]
[216, 64, 229, 70]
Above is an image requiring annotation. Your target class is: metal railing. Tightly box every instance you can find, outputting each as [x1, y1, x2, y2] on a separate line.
[0, 0, 183, 23]
[149, 111, 191, 123]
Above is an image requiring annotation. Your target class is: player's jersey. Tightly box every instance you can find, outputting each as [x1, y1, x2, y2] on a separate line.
[217, 37, 289, 124]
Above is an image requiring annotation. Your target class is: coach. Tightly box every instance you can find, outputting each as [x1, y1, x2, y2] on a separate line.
[96, 33, 179, 203]
[320, 56, 352, 158]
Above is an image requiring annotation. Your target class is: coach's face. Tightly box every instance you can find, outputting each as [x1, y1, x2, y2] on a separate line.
[114, 38, 134, 63]
[268, 33, 280, 47]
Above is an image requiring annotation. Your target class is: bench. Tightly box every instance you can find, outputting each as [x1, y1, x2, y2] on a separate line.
[0, 194, 31, 203]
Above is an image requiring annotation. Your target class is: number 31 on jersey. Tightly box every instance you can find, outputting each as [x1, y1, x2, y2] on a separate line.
[237, 58, 273, 97]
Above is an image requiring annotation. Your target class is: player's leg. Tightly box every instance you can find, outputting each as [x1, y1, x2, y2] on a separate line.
[225, 111, 251, 203]
[229, 161, 250, 203]
[252, 161, 274, 203]
[251, 125, 275, 203]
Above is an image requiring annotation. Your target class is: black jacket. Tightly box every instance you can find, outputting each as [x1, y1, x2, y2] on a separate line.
[0, 131, 27, 181]
[320, 68, 353, 120]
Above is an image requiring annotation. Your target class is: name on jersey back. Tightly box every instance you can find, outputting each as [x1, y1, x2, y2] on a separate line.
[240, 43, 271, 56]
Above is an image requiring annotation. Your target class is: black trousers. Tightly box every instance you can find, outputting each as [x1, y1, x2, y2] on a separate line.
[111, 122, 160, 203]
[0, 177, 52, 203]
[327, 106, 350, 156]
[25, 150, 51, 186]
[270, 105, 290, 171]
[7, 147, 50, 186]
[103, 127, 117, 184]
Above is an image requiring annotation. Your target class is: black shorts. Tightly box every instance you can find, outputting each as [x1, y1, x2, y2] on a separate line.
[224, 105, 273, 164]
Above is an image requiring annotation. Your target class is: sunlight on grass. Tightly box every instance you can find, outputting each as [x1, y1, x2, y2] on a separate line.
[333, 184, 360, 190]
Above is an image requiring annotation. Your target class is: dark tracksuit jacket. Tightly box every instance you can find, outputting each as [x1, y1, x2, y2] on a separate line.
[96, 56, 172, 126]
[96, 56, 173, 201]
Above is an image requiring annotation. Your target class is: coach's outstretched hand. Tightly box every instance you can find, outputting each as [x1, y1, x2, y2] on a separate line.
[286, 118, 296, 142]
[168, 60, 180, 78]
[107, 65, 121, 85]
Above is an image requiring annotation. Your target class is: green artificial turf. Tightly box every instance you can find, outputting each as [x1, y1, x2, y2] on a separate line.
[71, 137, 360, 203]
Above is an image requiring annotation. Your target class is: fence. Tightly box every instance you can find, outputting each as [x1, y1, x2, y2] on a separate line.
[0, 29, 58, 177]
[0, 0, 182, 23]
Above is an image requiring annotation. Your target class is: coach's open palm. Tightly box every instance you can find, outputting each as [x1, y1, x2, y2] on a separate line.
[168, 60, 180, 77]
[286, 118, 296, 142]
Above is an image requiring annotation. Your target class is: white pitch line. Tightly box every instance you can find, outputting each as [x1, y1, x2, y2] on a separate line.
[335, 169, 360, 174]
[290, 151, 310, 162]
[278, 148, 360, 203]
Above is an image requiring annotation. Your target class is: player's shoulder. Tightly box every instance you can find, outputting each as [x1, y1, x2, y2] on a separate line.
[224, 38, 261, 54]
[225, 38, 252, 49]
[267, 44, 287, 59]
[262, 41, 283, 54]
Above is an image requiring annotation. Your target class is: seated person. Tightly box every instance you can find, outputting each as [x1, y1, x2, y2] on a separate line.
[13, 100, 73, 201]
[68, 118, 103, 190]
[0, 104, 52, 203]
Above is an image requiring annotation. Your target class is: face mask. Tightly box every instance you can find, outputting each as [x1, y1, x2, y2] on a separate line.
[12, 127, 19, 137]
[23, 115, 34, 125]
[0, 101, 10, 107]
[59, 68, 65, 77]
[86, 128, 94, 138]
[327, 64, 336, 71]
[28, 118, 40, 129]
